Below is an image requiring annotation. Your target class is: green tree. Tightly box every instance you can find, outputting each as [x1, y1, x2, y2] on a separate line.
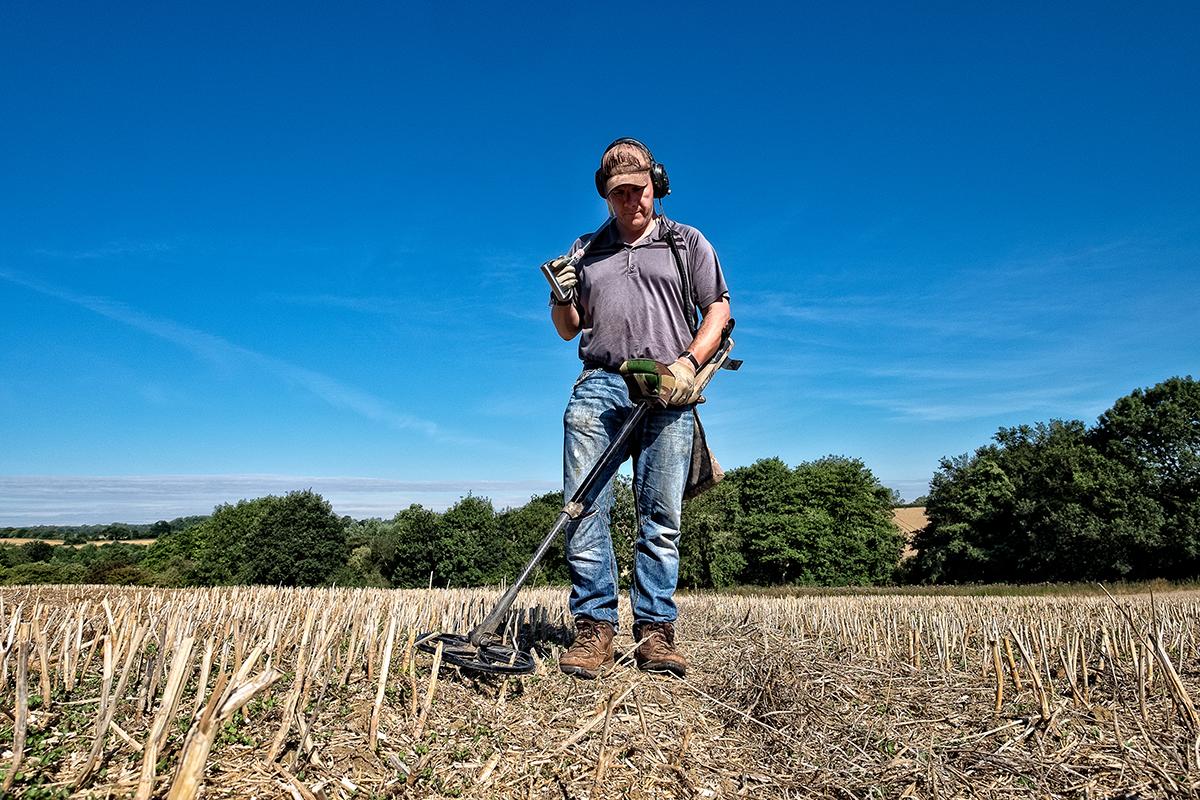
[85, 542, 149, 584]
[140, 524, 202, 586]
[189, 497, 272, 584]
[21, 540, 55, 563]
[245, 490, 348, 586]
[1094, 376, 1200, 577]
[102, 523, 135, 542]
[331, 518, 392, 586]
[910, 451, 1015, 583]
[609, 475, 638, 587]
[2, 562, 87, 585]
[736, 457, 802, 515]
[794, 456, 904, 584]
[912, 415, 1166, 583]
[997, 421, 1160, 581]
[496, 492, 569, 586]
[679, 478, 744, 589]
[434, 495, 500, 586]
[735, 456, 902, 585]
[386, 505, 443, 588]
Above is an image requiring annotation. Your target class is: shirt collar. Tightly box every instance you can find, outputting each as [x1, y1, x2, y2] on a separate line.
[599, 215, 670, 249]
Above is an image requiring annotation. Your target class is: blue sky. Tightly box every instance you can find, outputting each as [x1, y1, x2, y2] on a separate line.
[2, 2, 1198, 524]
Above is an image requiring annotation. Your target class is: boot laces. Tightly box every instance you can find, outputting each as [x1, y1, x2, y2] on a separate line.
[638, 622, 675, 648]
[572, 620, 607, 653]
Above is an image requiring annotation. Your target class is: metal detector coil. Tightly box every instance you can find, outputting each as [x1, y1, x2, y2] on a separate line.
[416, 633, 535, 675]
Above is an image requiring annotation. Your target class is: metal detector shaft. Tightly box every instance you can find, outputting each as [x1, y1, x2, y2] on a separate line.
[467, 401, 651, 646]
[464, 319, 738, 647]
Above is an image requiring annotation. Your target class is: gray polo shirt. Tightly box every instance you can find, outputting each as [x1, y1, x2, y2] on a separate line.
[568, 217, 730, 369]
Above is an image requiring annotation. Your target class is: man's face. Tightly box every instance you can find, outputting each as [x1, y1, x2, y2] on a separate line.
[607, 180, 654, 236]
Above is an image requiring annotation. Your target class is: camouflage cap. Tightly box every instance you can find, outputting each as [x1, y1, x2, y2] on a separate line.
[599, 142, 652, 197]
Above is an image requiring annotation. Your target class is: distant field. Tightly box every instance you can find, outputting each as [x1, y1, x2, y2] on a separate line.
[0, 537, 156, 547]
[891, 505, 928, 534]
[892, 505, 927, 558]
[1, 583, 1197, 797]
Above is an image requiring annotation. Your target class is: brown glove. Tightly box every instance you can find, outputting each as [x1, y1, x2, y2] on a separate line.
[666, 357, 698, 405]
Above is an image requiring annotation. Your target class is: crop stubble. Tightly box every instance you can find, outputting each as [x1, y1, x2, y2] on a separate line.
[2, 585, 1200, 798]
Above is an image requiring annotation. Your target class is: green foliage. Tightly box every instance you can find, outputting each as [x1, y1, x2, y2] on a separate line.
[245, 490, 348, 586]
[608, 476, 638, 587]
[4, 375, 1193, 591]
[141, 492, 349, 587]
[140, 524, 201, 586]
[61, 530, 88, 545]
[734, 456, 901, 586]
[434, 495, 500, 587]
[101, 523, 136, 541]
[910, 450, 1017, 583]
[191, 497, 272, 584]
[679, 479, 744, 588]
[325, 515, 381, 587]
[678, 455, 902, 588]
[911, 376, 1197, 584]
[1093, 375, 1200, 577]
[2, 562, 87, 585]
[83, 543, 150, 584]
[385, 504, 444, 588]
[496, 492, 569, 585]
[798, 456, 905, 584]
[21, 540, 55, 563]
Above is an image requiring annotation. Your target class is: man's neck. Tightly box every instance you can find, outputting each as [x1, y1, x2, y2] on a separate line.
[619, 216, 657, 246]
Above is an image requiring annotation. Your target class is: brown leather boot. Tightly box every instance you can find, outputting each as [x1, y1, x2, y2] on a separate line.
[559, 618, 615, 680]
[633, 621, 687, 677]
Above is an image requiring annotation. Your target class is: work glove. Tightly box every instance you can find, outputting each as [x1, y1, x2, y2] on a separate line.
[544, 255, 577, 303]
[619, 358, 701, 407]
[666, 357, 698, 405]
[618, 359, 674, 406]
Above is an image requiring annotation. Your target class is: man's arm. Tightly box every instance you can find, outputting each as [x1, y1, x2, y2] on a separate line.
[682, 298, 731, 365]
[551, 301, 581, 340]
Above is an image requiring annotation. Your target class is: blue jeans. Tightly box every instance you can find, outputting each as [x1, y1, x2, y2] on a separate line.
[562, 368, 694, 627]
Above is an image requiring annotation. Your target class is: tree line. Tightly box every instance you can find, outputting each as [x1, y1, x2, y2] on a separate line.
[0, 517, 203, 543]
[1, 375, 1192, 588]
[0, 455, 903, 589]
[908, 376, 1198, 583]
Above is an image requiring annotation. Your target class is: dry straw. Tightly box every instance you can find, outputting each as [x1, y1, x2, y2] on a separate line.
[1, 584, 1200, 796]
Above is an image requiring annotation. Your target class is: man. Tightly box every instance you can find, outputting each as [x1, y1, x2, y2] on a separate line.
[545, 138, 731, 679]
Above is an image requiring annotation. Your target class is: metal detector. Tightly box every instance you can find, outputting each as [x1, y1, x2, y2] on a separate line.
[418, 322, 740, 674]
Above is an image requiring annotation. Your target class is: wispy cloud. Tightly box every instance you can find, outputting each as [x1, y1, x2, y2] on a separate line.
[32, 240, 173, 260]
[0, 270, 449, 439]
[824, 382, 1106, 423]
[268, 293, 408, 314]
[0, 474, 560, 525]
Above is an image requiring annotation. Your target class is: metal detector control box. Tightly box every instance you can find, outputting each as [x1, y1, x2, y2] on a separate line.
[541, 218, 612, 304]
[541, 258, 575, 303]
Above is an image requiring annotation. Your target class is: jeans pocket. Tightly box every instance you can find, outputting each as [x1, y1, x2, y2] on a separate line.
[572, 367, 601, 390]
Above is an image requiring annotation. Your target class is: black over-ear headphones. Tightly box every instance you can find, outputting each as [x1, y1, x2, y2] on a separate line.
[594, 137, 671, 199]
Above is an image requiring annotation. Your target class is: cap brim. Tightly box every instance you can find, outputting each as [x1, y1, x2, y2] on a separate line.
[604, 171, 650, 196]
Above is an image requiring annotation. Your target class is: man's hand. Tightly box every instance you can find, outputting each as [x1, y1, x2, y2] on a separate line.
[666, 357, 697, 405]
[544, 255, 577, 302]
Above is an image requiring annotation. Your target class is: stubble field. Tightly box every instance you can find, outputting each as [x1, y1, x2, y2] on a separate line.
[2, 584, 1200, 799]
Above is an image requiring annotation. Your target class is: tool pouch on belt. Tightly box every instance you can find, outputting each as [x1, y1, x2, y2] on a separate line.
[685, 409, 724, 500]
